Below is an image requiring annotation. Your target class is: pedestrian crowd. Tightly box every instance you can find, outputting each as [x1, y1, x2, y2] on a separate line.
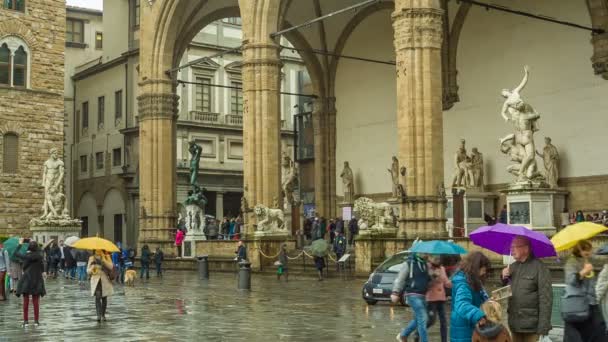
[390, 235, 608, 342]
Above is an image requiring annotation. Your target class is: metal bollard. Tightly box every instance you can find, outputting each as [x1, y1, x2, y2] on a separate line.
[197, 255, 209, 280]
[237, 261, 251, 290]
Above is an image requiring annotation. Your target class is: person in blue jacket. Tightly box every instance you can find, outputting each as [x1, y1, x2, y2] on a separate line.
[450, 251, 491, 342]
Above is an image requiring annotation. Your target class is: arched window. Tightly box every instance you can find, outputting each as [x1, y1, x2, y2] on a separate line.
[0, 36, 30, 88]
[13, 46, 26, 87]
[2, 132, 19, 173]
[0, 43, 9, 85]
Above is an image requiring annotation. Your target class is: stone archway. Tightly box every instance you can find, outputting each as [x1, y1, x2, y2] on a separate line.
[138, 0, 288, 248]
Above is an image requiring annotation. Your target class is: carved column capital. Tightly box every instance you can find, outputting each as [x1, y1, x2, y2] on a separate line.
[392, 7, 444, 51]
[136, 92, 179, 121]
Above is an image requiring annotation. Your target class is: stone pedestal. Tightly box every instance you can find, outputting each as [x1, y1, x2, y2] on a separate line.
[500, 186, 569, 236]
[30, 217, 82, 244]
[447, 188, 497, 237]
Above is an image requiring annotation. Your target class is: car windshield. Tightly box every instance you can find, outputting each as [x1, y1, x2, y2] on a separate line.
[376, 253, 409, 273]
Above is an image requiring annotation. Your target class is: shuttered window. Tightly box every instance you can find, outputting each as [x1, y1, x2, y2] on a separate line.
[2, 133, 18, 173]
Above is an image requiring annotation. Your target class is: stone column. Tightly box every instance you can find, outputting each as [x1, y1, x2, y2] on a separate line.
[393, 0, 447, 238]
[137, 79, 179, 249]
[216, 191, 224, 219]
[241, 42, 282, 235]
[311, 97, 337, 218]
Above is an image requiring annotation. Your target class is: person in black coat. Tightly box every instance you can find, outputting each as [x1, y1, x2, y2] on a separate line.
[15, 240, 46, 327]
[47, 242, 61, 279]
[63, 246, 77, 280]
[154, 247, 164, 277]
[140, 245, 151, 279]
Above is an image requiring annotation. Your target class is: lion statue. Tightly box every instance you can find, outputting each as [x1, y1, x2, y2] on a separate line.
[254, 204, 285, 231]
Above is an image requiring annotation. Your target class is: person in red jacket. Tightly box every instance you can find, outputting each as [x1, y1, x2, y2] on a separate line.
[175, 229, 185, 258]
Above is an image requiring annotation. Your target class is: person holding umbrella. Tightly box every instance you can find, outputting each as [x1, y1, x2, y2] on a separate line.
[87, 250, 114, 323]
[562, 240, 606, 341]
[14, 240, 46, 327]
[470, 224, 555, 342]
[501, 236, 553, 341]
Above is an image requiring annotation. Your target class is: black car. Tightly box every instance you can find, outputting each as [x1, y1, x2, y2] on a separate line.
[361, 251, 410, 305]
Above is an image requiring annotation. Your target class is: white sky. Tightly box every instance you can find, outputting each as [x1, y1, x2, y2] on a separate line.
[66, 0, 103, 10]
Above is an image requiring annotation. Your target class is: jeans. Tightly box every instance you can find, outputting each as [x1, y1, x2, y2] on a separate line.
[156, 263, 162, 276]
[77, 265, 87, 282]
[140, 263, 149, 279]
[402, 295, 428, 342]
[427, 301, 447, 342]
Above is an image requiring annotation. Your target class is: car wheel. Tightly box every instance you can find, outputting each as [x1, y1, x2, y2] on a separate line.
[365, 300, 378, 305]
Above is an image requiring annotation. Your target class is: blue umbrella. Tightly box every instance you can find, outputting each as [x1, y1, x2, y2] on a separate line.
[409, 240, 467, 255]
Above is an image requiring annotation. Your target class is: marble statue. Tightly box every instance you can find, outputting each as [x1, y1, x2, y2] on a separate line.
[499, 66, 542, 182]
[30, 148, 81, 228]
[254, 204, 285, 232]
[537, 137, 560, 188]
[451, 139, 472, 187]
[470, 147, 484, 189]
[188, 140, 202, 186]
[41, 148, 67, 219]
[354, 197, 397, 232]
[388, 156, 400, 198]
[281, 152, 298, 208]
[340, 161, 355, 203]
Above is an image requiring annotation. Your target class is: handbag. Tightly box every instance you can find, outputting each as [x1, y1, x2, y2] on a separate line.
[561, 294, 590, 323]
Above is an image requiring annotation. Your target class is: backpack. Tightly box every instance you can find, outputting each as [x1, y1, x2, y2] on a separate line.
[403, 255, 431, 295]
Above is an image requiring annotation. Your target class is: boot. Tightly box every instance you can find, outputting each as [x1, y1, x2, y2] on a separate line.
[95, 297, 102, 322]
[101, 297, 107, 321]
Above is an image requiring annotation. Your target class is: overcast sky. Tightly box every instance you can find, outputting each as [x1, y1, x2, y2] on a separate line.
[66, 0, 103, 10]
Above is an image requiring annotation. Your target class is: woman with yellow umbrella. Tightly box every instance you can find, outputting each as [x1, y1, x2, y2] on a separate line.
[552, 222, 608, 341]
[72, 237, 118, 323]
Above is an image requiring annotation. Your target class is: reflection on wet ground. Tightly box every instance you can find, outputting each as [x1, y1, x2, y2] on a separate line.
[0, 271, 430, 341]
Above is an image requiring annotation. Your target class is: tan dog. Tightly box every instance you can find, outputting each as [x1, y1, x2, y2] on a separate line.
[124, 269, 136, 286]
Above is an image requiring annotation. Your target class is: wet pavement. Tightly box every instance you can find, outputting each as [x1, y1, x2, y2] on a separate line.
[1, 271, 434, 342]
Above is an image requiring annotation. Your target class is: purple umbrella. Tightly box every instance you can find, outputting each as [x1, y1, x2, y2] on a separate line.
[469, 223, 557, 258]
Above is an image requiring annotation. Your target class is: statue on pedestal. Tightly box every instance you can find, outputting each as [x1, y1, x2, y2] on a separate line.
[281, 152, 298, 208]
[41, 148, 67, 219]
[470, 147, 484, 189]
[183, 141, 206, 236]
[536, 137, 560, 188]
[340, 161, 355, 203]
[388, 156, 400, 198]
[30, 148, 81, 231]
[451, 139, 473, 188]
[188, 140, 202, 186]
[499, 66, 544, 183]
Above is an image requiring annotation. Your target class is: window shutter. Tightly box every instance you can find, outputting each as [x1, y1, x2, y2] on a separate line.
[3, 133, 18, 173]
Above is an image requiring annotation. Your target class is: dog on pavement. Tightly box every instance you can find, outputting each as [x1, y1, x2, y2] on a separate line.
[124, 269, 136, 286]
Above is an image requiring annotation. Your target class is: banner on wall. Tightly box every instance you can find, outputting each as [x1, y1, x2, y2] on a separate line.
[342, 206, 352, 221]
[304, 204, 316, 219]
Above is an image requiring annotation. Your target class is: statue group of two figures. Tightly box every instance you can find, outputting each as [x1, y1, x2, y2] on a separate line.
[499, 66, 559, 188]
[31, 148, 81, 228]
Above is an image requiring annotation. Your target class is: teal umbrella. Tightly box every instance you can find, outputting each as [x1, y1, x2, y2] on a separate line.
[310, 239, 329, 257]
[409, 240, 468, 255]
[3, 237, 28, 261]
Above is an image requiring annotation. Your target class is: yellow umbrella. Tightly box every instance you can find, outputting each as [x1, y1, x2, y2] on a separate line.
[551, 222, 608, 252]
[71, 237, 120, 253]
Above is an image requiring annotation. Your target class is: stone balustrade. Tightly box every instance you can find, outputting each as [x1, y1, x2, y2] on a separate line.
[186, 111, 292, 130]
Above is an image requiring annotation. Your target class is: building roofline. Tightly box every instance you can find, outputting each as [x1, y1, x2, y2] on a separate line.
[72, 49, 139, 81]
[67, 5, 103, 16]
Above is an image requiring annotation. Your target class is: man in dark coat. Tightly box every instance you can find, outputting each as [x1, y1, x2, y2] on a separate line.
[348, 218, 359, 246]
[63, 246, 77, 280]
[501, 236, 552, 341]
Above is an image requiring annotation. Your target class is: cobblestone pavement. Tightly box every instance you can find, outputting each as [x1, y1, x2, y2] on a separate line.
[0, 271, 564, 342]
[0, 271, 429, 342]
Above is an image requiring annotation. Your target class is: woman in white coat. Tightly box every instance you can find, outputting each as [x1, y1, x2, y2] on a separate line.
[87, 250, 114, 322]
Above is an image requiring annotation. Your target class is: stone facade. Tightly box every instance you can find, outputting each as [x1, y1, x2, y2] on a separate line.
[0, 1, 65, 237]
